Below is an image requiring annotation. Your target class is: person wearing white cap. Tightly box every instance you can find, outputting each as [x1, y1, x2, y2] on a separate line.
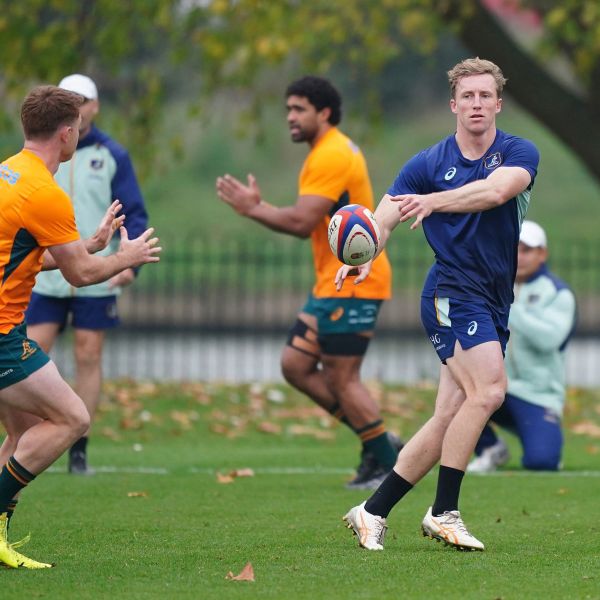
[25, 74, 149, 475]
[468, 220, 576, 473]
[0, 85, 160, 569]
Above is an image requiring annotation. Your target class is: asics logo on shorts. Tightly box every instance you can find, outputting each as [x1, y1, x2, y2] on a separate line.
[467, 321, 478, 336]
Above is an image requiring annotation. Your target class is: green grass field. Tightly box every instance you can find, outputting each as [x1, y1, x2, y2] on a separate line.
[3, 381, 600, 599]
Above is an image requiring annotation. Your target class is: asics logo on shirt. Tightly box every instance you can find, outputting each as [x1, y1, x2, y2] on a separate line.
[467, 321, 478, 336]
[444, 167, 457, 181]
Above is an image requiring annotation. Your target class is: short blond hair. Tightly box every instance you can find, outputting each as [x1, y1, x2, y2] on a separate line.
[447, 58, 507, 98]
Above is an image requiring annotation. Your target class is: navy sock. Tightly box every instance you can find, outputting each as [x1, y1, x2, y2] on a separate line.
[431, 465, 465, 515]
[70, 436, 88, 456]
[364, 470, 413, 518]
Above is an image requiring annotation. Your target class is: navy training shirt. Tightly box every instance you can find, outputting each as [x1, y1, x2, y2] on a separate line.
[388, 129, 539, 310]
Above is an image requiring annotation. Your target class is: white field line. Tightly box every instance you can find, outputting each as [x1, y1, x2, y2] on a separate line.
[45, 466, 600, 477]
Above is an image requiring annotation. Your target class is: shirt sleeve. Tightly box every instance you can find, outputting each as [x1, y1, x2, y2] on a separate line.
[111, 148, 148, 239]
[509, 288, 576, 352]
[503, 137, 540, 184]
[24, 184, 80, 247]
[298, 147, 350, 201]
[387, 151, 429, 196]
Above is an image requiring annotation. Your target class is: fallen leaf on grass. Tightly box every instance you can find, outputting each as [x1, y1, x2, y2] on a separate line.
[271, 407, 328, 419]
[257, 421, 282, 434]
[170, 410, 196, 429]
[210, 423, 230, 435]
[216, 468, 255, 484]
[127, 491, 148, 497]
[119, 417, 142, 431]
[100, 427, 121, 441]
[570, 421, 600, 438]
[585, 444, 599, 455]
[287, 424, 335, 440]
[230, 468, 254, 478]
[226, 562, 255, 582]
[216, 472, 235, 484]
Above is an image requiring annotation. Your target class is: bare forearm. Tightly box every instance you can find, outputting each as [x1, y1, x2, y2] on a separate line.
[41, 251, 57, 271]
[246, 201, 309, 238]
[66, 252, 132, 287]
[373, 195, 401, 256]
[429, 179, 505, 213]
[84, 236, 103, 254]
[429, 166, 532, 214]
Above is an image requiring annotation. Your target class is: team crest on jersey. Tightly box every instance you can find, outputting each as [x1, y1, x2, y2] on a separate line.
[484, 152, 502, 169]
[90, 159, 104, 170]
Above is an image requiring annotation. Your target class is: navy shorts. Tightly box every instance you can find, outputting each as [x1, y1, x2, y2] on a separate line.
[25, 292, 120, 331]
[421, 295, 510, 363]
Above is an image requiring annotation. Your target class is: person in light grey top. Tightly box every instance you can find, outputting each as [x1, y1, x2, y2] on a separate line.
[468, 220, 576, 473]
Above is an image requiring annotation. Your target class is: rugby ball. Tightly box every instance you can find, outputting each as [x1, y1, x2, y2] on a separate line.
[328, 204, 380, 266]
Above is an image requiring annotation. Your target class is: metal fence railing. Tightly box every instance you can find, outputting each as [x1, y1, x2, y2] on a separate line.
[119, 235, 600, 335]
[47, 235, 600, 385]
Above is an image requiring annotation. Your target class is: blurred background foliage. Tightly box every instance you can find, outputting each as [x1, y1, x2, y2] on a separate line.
[0, 0, 599, 240]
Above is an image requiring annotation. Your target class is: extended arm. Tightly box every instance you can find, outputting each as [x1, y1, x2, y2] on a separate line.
[393, 165, 532, 229]
[334, 192, 397, 290]
[41, 200, 125, 271]
[47, 226, 160, 288]
[216, 173, 331, 238]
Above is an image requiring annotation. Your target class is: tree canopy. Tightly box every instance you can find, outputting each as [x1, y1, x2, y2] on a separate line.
[1, 0, 599, 180]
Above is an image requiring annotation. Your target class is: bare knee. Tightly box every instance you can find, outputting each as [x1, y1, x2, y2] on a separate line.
[281, 351, 315, 391]
[469, 382, 506, 415]
[75, 346, 102, 372]
[60, 402, 91, 440]
[323, 371, 358, 398]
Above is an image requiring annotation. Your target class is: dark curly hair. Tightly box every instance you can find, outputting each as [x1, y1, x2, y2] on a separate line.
[285, 76, 342, 125]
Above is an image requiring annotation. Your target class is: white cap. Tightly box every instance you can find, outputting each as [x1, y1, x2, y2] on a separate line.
[520, 220, 547, 248]
[58, 74, 98, 100]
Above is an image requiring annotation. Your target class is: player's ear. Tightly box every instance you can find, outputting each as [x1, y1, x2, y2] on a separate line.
[319, 106, 332, 123]
[58, 124, 71, 143]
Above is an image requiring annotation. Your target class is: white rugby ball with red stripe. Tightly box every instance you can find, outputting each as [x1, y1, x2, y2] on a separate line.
[327, 204, 380, 266]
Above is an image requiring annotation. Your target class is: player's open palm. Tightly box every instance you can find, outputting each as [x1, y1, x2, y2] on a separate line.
[392, 194, 433, 230]
[118, 226, 161, 267]
[89, 200, 125, 253]
[216, 173, 261, 216]
[335, 261, 372, 291]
